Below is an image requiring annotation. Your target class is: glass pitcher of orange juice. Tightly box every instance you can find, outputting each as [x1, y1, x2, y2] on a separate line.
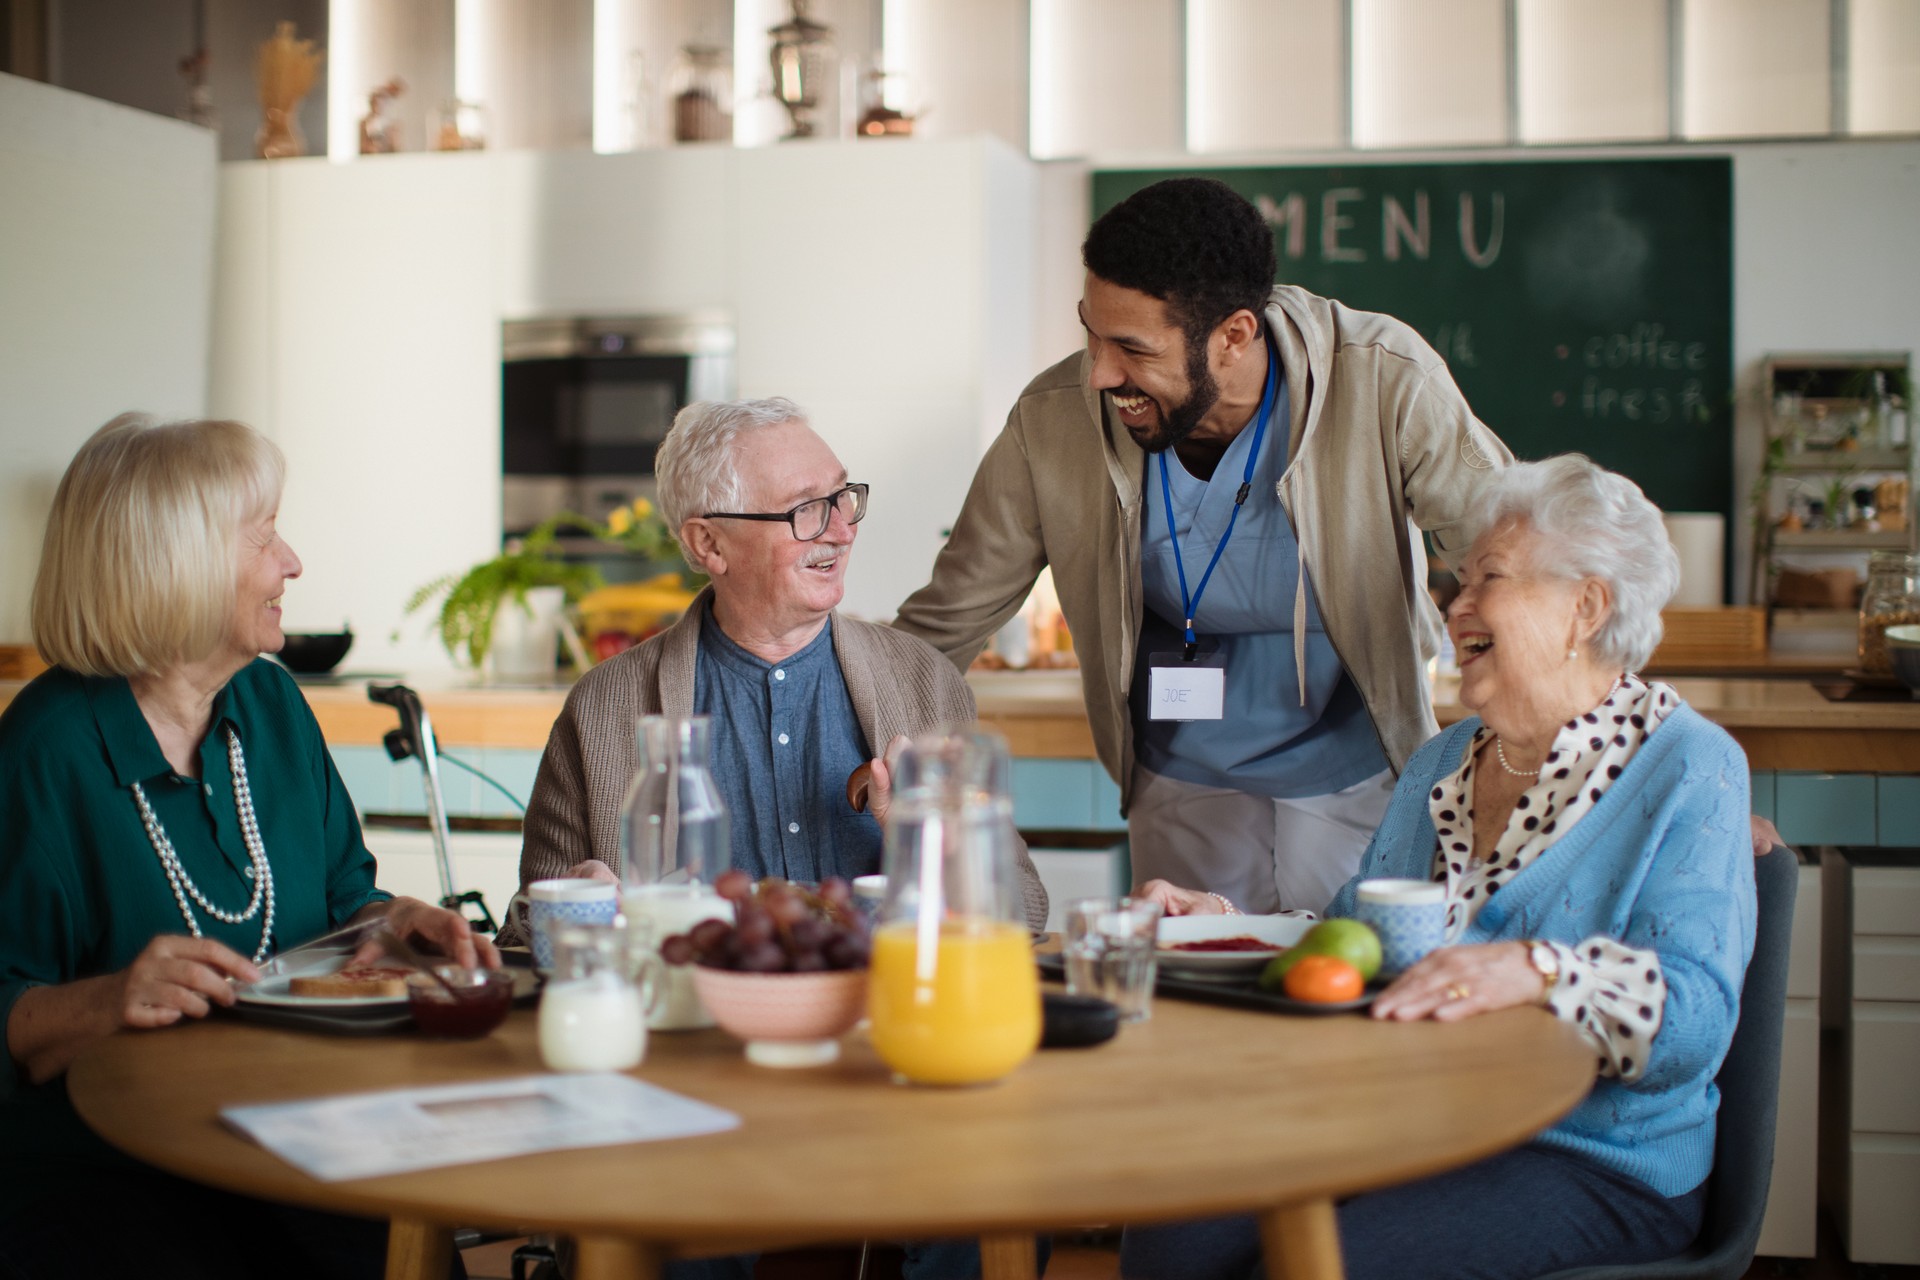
[868, 728, 1041, 1086]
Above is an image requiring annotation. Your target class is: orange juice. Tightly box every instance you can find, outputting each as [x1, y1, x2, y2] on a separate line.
[868, 917, 1041, 1085]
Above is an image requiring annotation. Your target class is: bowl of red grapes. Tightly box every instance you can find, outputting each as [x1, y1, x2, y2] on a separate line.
[665, 871, 872, 1067]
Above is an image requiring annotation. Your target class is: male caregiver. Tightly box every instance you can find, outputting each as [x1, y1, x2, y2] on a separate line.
[893, 177, 1512, 914]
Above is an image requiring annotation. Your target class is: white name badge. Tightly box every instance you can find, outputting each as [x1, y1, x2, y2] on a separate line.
[1147, 653, 1226, 721]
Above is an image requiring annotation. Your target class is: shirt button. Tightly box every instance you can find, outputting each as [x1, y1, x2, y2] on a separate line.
[204, 783, 214, 797]
[774, 669, 785, 681]
[244, 866, 256, 880]
[787, 822, 799, 834]
[778, 733, 790, 745]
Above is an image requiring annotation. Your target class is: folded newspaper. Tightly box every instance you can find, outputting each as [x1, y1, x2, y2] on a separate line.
[222, 1073, 740, 1181]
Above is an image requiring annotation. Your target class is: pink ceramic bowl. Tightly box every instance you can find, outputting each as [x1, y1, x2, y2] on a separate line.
[690, 966, 868, 1068]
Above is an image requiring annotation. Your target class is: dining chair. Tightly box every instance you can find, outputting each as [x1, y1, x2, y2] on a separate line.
[1534, 843, 1799, 1280]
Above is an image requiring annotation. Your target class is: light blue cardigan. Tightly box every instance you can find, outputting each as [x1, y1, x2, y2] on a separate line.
[1325, 705, 1757, 1197]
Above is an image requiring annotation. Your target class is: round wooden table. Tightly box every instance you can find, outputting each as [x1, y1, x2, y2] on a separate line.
[69, 994, 1592, 1280]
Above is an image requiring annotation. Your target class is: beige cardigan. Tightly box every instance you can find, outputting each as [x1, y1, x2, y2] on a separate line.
[501, 592, 1049, 942]
[893, 284, 1513, 806]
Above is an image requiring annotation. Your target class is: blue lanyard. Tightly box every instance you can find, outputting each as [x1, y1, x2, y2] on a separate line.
[1157, 338, 1279, 661]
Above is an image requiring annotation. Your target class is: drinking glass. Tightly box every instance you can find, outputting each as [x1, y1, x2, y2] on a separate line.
[1063, 897, 1163, 1022]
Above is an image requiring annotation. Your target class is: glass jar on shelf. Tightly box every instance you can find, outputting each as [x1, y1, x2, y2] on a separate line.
[668, 45, 732, 143]
[1858, 551, 1920, 675]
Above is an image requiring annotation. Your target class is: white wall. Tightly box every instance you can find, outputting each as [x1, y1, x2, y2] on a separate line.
[0, 74, 216, 645]
[210, 136, 1040, 669]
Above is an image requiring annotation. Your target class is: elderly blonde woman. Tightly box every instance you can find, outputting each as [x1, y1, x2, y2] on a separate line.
[0, 415, 485, 1280]
[1123, 455, 1757, 1280]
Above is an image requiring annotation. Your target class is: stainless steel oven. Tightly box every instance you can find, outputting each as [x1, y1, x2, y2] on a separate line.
[501, 314, 734, 536]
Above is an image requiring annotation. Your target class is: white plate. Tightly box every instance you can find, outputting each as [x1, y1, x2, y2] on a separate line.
[234, 974, 410, 1011]
[1155, 914, 1311, 975]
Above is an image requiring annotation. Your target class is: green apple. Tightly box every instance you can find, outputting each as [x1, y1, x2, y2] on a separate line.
[1259, 919, 1381, 991]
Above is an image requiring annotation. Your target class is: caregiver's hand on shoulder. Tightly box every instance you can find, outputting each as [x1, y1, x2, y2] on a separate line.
[1371, 942, 1543, 1023]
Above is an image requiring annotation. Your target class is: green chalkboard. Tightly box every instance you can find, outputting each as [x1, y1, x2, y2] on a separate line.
[1092, 159, 1733, 523]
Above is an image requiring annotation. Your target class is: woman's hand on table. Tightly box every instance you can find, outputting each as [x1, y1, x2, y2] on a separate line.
[116, 935, 261, 1027]
[5, 936, 261, 1085]
[1371, 942, 1543, 1022]
[1135, 879, 1227, 917]
[564, 859, 619, 884]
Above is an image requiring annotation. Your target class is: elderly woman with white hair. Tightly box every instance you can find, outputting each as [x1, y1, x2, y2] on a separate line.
[0, 414, 486, 1278]
[1125, 455, 1758, 1280]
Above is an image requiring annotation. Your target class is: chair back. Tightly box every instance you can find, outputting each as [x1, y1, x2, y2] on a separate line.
[1696, 843, 1799, 1268]
[1535, 843, 1799, 1280]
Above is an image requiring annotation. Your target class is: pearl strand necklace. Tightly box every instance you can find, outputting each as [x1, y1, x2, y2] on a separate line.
[1492, 737, 1541, 779]
[131, 727, 277, 963]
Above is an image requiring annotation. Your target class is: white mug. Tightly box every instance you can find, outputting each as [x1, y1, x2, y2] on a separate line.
[528, 878, 619, 971]
[1354, 878, 1447, 979]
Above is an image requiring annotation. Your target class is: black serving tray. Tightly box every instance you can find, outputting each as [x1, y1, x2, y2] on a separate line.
[1036, 953, 1377, 1017]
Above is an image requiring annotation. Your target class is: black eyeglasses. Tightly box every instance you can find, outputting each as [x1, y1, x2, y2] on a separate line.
[703, 483, 869, 542]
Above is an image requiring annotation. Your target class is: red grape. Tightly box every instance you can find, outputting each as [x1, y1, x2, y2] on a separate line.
[677, 876, 873, 973]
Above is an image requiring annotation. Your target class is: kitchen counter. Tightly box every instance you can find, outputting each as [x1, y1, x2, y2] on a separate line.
[4, 668, 1906, 773]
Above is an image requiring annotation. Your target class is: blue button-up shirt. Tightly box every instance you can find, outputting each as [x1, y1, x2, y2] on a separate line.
[693, 610, 882, 883]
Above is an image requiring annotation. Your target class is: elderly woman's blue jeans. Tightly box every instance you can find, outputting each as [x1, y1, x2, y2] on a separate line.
[1118, 1144, 1704, 1280]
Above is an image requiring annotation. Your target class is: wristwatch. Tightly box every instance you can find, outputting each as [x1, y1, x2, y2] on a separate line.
[1526, 941, 1560, 1004]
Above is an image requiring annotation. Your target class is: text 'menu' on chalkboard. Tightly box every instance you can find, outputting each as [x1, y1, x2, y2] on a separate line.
[1091, 159, 1733, 524]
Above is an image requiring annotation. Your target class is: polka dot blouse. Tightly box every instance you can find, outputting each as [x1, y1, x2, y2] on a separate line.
[1427, 675, 1680, 1082]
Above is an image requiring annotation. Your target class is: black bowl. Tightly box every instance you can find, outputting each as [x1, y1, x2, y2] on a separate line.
[1889, 642, 1920, 697]
[277, 631, 354, 674]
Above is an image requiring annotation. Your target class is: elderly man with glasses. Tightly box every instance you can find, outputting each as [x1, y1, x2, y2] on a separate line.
[506, 397, 1049, 940]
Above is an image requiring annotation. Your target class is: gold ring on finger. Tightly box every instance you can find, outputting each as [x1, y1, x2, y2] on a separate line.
[1446, 984, 1470, 1001]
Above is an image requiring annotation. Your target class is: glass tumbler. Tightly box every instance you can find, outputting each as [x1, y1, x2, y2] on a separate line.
[1063, 897, 1163, 1021]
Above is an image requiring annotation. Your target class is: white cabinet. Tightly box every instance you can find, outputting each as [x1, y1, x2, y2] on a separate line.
[1821, 851, 1920, 1265]
[209, 138, 1041, 672]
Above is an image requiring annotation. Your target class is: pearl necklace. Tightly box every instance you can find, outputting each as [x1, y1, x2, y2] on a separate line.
[1492, 737, 1541, 780]
[131, 727, 277, 963]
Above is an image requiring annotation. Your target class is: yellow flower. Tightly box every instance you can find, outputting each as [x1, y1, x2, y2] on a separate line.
[606, 506, 634, 535]
[631, 497, 653, 521]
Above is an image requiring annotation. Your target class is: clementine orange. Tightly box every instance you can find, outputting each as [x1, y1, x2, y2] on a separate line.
[1281, 953, 1365, 1003]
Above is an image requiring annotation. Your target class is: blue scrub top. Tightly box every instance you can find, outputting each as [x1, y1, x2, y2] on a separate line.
[1131, 371, 1388, 799]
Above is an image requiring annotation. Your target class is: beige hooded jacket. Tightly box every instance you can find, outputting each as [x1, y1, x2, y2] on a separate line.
[893, 285, 1512, 809]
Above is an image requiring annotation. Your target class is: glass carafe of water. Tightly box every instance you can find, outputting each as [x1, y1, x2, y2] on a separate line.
[618, 714, 734, 1029]
[867, 727, 1040, 1086]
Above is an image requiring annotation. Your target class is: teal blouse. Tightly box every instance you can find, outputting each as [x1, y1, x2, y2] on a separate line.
[0, 659, 388, 1202]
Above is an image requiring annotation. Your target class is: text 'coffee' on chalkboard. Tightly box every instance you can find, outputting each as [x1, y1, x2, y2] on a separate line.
[1091, 159, 1733, 524]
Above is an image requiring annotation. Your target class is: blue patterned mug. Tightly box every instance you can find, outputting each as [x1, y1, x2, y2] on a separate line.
[1353, 878, 1446, 980]
[529, 878, 620, 971]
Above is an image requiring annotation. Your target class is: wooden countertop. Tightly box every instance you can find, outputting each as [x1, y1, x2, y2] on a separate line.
[4, 669, 1915, 772]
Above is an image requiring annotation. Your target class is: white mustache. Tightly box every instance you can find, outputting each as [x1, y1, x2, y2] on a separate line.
[804, 545, 846, 567]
